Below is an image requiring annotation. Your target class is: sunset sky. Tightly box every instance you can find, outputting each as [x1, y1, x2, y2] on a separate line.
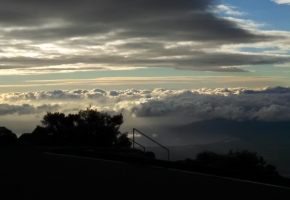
[1, 0, 290, 135]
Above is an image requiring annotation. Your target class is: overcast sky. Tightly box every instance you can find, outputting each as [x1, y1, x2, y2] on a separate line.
[1, 0, 290, 134]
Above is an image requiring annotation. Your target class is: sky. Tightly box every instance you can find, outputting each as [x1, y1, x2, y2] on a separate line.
[1, 0, 290, 136]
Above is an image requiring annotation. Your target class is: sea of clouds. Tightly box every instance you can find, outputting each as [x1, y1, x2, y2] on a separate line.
[1, 86, 290, 122]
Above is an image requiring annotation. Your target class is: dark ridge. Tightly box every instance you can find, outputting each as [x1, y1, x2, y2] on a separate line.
[172, 118, 290, 139]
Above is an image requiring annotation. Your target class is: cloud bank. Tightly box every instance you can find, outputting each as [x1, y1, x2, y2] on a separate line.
[0, 0, 290, 75]
[1, 87, 290, 122]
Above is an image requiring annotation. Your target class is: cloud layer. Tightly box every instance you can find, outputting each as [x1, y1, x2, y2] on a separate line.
[0, 0, 290, 74]
[1, 87, 290, 122]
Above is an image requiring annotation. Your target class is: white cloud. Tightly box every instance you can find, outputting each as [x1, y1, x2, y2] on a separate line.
[3, 86, 290, 135]
[216, 5, 245, 16]
[114, 87, 290, 121]
[2, 87, 290, 122]
[223, 17, 265, 30]
[272, 0, 290, 5]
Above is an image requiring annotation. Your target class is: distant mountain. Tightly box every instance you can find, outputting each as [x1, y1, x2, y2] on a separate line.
[170, 118, 290, 144]
[174, 118, 289, 134]
[147, 119, 290, 177]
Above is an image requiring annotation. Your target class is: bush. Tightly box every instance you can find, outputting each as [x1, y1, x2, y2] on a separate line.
[145, 151, 156, 159]
[189, 149, 278, 175]
[226, 149, 266, 172]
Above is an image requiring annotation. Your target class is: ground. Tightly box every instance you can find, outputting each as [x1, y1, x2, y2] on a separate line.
[0, 146, 290, 199]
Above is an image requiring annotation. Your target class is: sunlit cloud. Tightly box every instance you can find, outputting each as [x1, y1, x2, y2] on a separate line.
[0, 0, 289, 75]
[274, 62, 290, 67]
[2, 87, 290, 122]
[223, 17, 265, 30]
[0, 76, 285, 88]
[215, 5, 246, 16]
[271, 0, 290, 5]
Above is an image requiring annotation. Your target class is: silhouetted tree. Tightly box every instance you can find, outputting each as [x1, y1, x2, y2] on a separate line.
[0, 127, 17, 145]
[189, 149, 276, 174]
[39, 108, 125, 147]
[77, 108, 123, 147]
[265, 164, 279, 176]
[196, 151, 220, 163]
[18, 133, 33, 145]
[31, 126, 52, 145]
[226, 149, 266, 172]
[114, 132, 132, 149]
[41, 112, 68, 142]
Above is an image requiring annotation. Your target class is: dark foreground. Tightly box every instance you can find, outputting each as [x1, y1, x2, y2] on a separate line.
[1, 147, 290, 200]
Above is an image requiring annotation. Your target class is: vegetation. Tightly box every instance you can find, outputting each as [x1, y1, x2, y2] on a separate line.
[183, 149, 279, 176]
[0, 108, 158, 161]
[0, 127, 17, 145]
[18, 107, 132, 148]
[0, 111, 282, 175]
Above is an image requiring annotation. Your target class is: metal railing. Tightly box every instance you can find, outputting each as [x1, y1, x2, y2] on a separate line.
[133, 128, 170, 161]
[118, 132, 145, 152]
[128, 138, 145, 152]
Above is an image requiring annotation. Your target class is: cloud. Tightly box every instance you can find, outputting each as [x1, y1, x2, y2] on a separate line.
[215, 5, 245, 16]
[0, 0, 289, 74]
[1, 87, 290, 122]
[275, 62, 290, 67]
[114, 87, 290, 121]
[0, 103, 60, 115]
[0, 104, 35, 115]
[0, 76, 285, 90]
[3, 86, 290, 136]
[271, 0, 290, 5]
[224, 17, 265, 30]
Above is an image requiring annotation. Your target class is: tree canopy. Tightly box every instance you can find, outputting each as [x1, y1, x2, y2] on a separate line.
[0, 127, 17, 145]
[183, 149, 279, 175]
[24, 108, 131, 148]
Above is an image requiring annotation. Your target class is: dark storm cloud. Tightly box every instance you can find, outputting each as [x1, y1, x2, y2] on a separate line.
[0, 0, 212, 25]
[0, 0, 289, 73]
[0, 0, 271, 43]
